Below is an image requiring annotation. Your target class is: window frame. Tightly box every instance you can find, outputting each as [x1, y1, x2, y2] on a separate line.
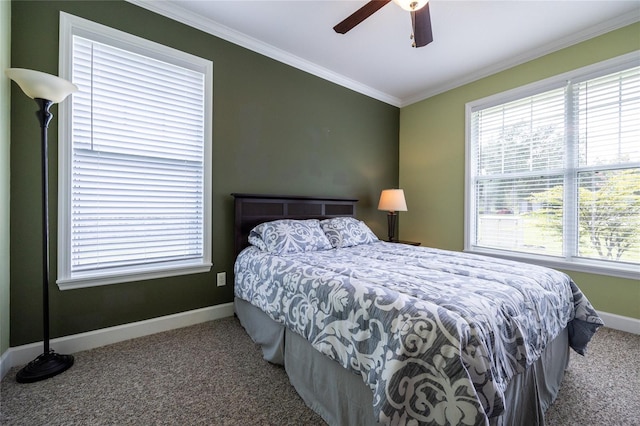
[465, 51, 640, 280]
[57, 12, 213, 290]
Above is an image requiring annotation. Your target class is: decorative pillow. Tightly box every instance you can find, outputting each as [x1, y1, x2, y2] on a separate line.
[248, 232, 268, 251]
[320, 217, 379, 248]
[248, 219, 332, 254]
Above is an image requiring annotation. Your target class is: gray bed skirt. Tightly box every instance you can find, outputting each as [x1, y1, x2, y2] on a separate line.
[234, 297, 569, 426]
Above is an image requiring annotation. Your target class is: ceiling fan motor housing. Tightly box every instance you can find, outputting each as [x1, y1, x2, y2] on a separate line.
[334, 0, 433, 48]
[393, 0, 428, 12]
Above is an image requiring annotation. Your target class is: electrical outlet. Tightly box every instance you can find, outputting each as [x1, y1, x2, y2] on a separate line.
[216, 272, 226, 287]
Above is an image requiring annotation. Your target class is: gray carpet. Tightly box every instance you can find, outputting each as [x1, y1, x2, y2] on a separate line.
[1, 316, 638, 425]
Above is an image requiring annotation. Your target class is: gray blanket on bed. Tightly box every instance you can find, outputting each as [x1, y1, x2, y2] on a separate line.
[234, 242, 603, 426]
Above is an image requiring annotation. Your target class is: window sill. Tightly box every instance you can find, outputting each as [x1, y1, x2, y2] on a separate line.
[464, 246, 639, 281]
[57, 262, 213, 290]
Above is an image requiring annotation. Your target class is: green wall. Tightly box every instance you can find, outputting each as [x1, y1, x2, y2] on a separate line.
[9, 1, 399, 346]
[399, 23, 640, 319]
[1, 0, 11, 356]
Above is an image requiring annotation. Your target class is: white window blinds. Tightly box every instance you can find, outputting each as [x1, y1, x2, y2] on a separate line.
[472, 88, 567, 257]
[467, 54, 640, 277]
[58, 13, 212, 288]
[573, 67, 640, 263]
[70, 35, 206, 272]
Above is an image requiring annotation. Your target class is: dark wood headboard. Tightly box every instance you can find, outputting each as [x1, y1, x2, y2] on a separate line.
[232, 193, 358, 256]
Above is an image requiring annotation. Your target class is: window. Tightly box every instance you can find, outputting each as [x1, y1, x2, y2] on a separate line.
[58, 13, 213, 289]
[465, 52, 639, 279]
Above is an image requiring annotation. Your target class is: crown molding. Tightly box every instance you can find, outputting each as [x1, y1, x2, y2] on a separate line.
[126, 0, 402, 107]
[400, 11, 640, 107]
[127, 1, 637, 108]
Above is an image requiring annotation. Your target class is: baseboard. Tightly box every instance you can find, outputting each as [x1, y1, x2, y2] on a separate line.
[0, 303, 234, 381]
[2, 305, 637, 381]
[597, 310, 640, 335]
[0, 348, 11, 383]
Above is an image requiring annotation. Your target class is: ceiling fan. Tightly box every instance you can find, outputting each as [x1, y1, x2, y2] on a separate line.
[333, 0, 433, 48]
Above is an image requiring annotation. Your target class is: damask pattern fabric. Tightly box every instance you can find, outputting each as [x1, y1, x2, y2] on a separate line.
[320, 217, 379, 248]
[248, 219, 332, 254]
[234, 241, 603, 426]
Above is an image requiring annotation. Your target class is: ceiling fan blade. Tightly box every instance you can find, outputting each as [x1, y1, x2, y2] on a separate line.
[411, 2, 433, 47]
[333, 0, 391, 34]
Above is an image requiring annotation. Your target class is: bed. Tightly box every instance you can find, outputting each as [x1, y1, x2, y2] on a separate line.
[231, 193, 603, 426]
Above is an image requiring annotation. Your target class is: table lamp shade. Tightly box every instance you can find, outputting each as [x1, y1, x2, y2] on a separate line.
[378, 189, 408, 212]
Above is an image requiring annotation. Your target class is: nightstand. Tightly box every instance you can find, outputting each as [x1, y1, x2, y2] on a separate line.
[388, 240, 421, 246]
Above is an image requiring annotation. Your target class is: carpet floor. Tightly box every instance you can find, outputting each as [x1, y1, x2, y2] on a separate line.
[1, 316, 638, 425]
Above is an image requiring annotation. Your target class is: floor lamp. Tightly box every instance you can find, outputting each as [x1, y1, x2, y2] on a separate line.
[6, 68, 78, 383]
[378, 189, 408, 242]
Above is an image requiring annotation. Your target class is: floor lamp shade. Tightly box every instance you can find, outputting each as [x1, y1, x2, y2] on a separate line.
[378, 189, 408, 242]
[5, 68, 77, 102]
[6, 68, 77, 383]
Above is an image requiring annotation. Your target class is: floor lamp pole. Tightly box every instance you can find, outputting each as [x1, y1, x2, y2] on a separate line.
[38, 98, 52, 354]
[15, 98, 74, 383]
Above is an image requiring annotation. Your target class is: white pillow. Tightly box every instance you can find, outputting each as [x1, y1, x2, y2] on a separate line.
[320, 217, 378, 248]
[249, 219, 332, 254]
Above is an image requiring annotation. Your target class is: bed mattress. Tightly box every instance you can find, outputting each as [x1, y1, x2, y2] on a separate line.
[234, 241, 602, 425]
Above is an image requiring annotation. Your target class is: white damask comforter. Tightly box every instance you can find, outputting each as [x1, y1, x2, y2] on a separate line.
[234, 241, 603, 426]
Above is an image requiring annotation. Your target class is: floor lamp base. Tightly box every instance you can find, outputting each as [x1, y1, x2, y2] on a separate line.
[16, 350, 74, 383]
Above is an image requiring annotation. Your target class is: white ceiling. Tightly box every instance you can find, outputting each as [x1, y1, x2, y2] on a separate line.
[130, 0, 640, 107]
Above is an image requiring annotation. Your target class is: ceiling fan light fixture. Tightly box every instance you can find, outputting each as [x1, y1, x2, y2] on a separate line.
[392, 0, 428, 12]
[333, 0, 433, 48]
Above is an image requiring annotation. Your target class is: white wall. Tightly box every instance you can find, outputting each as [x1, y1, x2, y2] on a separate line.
[1, 0, 12, 360]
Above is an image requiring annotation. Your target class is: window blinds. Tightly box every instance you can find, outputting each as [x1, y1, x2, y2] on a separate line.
[473, 88, 567, 257]
[573, 67, 640, 263]
[471, 64, 640, 266]
[70, 35, 206, 273]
